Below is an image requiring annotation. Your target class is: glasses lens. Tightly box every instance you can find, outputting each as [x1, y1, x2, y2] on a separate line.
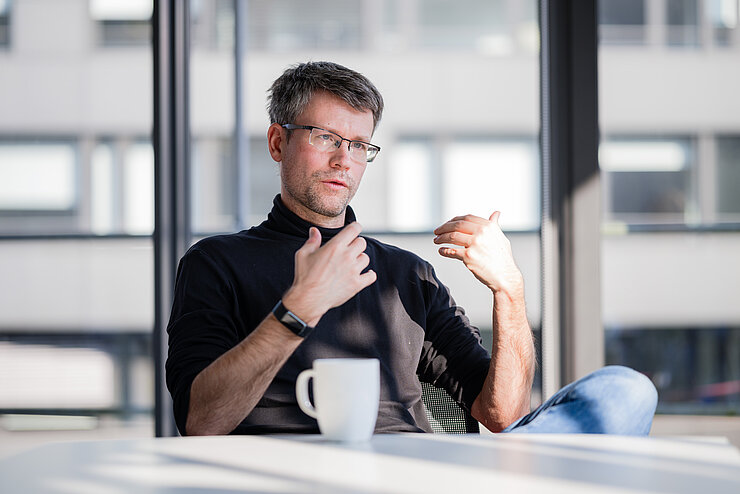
[307, 127, 379, 163]
[366, 146, 379, 162]
[309, 128, 338, 151]
[347, 141, 367, 162]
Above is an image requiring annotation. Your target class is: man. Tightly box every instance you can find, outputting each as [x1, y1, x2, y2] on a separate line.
[166, 61, 657, 436]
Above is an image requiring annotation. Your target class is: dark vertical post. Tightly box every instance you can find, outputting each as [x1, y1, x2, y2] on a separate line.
[153, 0, 190, 437]
[540, 0, 603, 397]
[234, 0, 250, 229]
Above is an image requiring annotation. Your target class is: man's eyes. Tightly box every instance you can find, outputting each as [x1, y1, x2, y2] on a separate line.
[315, 132, 368, 151]
[317, 133, 336, 142]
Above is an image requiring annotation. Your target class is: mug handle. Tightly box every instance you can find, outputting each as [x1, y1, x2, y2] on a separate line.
[295, 369, 318, 418]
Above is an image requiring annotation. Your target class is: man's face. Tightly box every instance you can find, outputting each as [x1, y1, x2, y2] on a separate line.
[268, 91, 374, 228]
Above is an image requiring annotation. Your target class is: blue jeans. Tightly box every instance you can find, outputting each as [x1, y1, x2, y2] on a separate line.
[503, 366, 658, 435]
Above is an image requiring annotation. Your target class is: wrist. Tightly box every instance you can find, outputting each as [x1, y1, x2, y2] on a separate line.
[271, 300, 314, 338]
[281, 288, 324, 327]
[489, 273, 525, 300]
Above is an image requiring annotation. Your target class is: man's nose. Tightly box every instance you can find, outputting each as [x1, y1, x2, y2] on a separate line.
[330, 140, 353, 169]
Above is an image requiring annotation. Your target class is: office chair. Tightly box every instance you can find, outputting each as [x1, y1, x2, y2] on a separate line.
[420, 381, 480, 434]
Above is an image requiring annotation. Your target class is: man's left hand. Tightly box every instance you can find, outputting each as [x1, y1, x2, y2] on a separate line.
[433, 212, 523, 295]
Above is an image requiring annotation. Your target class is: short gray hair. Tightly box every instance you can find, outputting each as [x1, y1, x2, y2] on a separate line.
[267, 61, 384, 132]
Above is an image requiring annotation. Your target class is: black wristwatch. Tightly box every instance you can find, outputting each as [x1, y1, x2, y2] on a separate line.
[271, 300, 314, 338]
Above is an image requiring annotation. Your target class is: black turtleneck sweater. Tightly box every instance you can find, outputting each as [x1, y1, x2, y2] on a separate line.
[166, 196, 491, 435]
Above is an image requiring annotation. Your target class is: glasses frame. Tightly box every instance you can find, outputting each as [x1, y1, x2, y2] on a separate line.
[281, 124, 381, 163]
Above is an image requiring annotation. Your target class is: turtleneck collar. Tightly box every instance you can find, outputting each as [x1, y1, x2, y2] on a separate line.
[262, 195, 357, 241]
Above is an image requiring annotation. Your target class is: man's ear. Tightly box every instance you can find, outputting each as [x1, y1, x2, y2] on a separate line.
[267, 123, 285, 163]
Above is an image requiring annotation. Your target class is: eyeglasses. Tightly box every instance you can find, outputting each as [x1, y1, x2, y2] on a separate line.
[282, 124, 381, 163]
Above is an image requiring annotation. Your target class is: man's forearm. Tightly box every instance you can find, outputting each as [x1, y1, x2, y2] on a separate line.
[185, 314, 303, 436]
[472, 279, 535, 432]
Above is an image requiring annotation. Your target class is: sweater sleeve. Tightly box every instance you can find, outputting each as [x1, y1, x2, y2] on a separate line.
[417, 263, 491, 413]
[165, 247, 240, 435]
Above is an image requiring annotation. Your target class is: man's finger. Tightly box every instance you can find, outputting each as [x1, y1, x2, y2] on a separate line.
[356, 252, 371, 271]
[359, 269, 377, 288]
[438, 246, 464, 261]
[328, 221, 363, 247]
[433, 214, 490, 235]
[433, 219, 478, 236]
[347, 236, 368, 258]
[433, 231, 473, 247]
[489, 211, 501, 223]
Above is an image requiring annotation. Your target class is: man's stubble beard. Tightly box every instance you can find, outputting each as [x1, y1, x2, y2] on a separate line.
[283, 169, 358, 219]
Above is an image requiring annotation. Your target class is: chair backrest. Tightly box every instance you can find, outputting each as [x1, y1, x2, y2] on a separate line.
[420, 381, 479, 434]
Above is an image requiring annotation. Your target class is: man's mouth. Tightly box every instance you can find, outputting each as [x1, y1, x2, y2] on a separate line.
[322, 178, 348, 188]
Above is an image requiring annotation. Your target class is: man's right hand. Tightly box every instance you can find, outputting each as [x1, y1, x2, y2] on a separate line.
[282, 222, 377, 327]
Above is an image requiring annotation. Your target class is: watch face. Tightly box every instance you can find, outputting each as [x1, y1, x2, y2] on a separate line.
[273, 301, 311, 337]
[281, 312, 305, 330]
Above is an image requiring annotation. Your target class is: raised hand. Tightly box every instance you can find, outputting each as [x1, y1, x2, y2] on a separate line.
[283, 222, 377, 326]
[433, 212, 523, 295]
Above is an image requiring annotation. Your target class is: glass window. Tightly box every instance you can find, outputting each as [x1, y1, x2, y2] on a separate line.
[600, 137, 695, 224]
[599, 1, 740, 419]
[443, 139, 540, 231]
[418, 0, 507, 51]
[599, 0, 647, 45]
[89, 0, 152, 47]
[0, 0, 154, 447]
[248, 137, 281, 227]
[122, 141, 154, 235]
[666, 0, 700, 46]
[416, 0, 537, 54]
[189, 0, 237, 234]
[0, 0, 10, 48]
[247, 0, 363, 51]
[0, 138, 153, 236]
[191, 0, 234, 51]
[707, 0, 740, 46]
[0, 140, 77, 211]
[606, 327, 740, 414]
[387, 140, 436, 232]
[191, 136, 236, 234]
[716, 135, 740, 217]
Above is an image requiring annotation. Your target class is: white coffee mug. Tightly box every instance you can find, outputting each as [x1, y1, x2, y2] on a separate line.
[296, 358, 380, 442]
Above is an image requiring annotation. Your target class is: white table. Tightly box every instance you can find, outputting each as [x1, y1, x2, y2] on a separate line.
[1, 433, 739, 493]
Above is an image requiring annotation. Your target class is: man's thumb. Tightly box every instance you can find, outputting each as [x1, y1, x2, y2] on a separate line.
[489, 211, 501, 223]
[304, 227, 321, 251]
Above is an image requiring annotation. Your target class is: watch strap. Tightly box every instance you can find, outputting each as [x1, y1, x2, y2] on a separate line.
[272, 300, 313, 338]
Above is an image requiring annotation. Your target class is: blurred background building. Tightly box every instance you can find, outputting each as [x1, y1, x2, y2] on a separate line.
[0, 0, 738, 446]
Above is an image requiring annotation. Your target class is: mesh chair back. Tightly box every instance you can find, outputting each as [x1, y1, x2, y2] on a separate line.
[420, 381, 479, 434]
